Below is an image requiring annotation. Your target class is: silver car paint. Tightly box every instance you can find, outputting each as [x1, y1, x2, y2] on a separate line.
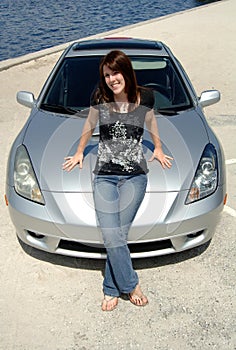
[6, 39, 226, 258]
[17, 108, 208, 192]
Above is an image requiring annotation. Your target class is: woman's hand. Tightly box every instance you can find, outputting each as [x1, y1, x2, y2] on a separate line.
[62, 153, 84, 172]
[149, 148, 173, 169]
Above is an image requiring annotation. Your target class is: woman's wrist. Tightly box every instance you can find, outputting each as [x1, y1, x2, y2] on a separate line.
[153, 146, 163, 154]
[76, 146, 84, 155]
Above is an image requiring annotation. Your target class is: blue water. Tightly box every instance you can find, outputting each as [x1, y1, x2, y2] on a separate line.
[0, 0, 219, 61]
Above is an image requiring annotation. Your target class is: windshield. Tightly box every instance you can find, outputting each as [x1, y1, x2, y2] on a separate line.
[40, 55, 192, 115]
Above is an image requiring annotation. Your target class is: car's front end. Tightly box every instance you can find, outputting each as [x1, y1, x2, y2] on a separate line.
[5, 38, 226, 259]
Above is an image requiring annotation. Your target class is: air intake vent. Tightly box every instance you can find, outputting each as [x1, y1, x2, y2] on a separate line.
[58, 239, 172, 254]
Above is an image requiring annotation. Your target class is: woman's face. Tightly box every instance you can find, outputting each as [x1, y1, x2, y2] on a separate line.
[103, 65, 126, 97]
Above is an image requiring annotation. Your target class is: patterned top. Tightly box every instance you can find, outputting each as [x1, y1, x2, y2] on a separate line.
[91, 87, 155, 175]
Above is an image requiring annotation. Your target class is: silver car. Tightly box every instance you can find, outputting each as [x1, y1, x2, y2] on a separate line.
[5, 38, 226, 259]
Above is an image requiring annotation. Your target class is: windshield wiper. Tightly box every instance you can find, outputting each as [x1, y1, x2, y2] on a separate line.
[157, 108, 179, 116]
[40, 103, 78, 115]
[157, 104, 193, 115]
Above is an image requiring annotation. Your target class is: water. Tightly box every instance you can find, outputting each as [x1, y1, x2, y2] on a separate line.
[0, 0, 219, 61]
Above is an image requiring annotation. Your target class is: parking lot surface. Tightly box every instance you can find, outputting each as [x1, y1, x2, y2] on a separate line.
[0, 1, 235, 349]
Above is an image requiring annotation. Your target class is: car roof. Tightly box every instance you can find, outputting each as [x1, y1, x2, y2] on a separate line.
[65, 38, 170, 58]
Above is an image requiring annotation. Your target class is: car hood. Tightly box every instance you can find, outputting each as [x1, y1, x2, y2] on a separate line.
[23, 108, 209, 192]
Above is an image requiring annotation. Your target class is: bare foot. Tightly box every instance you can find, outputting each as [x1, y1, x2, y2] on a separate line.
[128, 284, 148, 306]
[101, 295, 118, 311]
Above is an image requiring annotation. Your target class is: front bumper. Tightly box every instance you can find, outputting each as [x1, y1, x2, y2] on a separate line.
[6, 184, 225, 259]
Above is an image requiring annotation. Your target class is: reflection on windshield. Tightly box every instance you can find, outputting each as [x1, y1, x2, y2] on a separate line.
[40, 56, 192, 116]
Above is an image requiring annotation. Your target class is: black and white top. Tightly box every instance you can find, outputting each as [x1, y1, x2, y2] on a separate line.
[91, 87, 155, 176]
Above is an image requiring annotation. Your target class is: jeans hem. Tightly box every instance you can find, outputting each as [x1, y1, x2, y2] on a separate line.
[102, 290, 121, 298]
[120, 282, 139, 295]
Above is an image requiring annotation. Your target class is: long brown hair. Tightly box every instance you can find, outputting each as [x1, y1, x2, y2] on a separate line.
[98, 50, 139, 104]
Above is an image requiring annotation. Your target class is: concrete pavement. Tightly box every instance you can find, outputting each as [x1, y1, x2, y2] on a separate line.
[0, 1, 235, 349]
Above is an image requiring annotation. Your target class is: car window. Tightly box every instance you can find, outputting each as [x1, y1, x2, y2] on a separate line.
[41, 57, 100, 113]
[40, 55, 192, 115]
[132, 57, 191, 112]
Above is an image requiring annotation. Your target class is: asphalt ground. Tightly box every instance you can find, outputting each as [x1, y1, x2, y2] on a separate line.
[0, 1, 235, 349]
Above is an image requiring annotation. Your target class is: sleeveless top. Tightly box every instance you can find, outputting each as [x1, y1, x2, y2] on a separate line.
[91, 87, 155, 176]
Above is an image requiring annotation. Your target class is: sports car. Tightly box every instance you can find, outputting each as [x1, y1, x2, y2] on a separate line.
[5, 38, 226, 258]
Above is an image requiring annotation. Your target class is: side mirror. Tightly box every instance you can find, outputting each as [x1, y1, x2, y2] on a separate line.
[199, 90, 220, 108]
[16, 91, 35, 109]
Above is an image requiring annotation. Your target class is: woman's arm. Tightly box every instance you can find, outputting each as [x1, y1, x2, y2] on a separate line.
[62, 107, 99, 171]
[145, 110, 173, 169]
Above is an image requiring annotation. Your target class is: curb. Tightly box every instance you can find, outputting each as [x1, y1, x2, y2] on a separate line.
[0, 1, 223, 72]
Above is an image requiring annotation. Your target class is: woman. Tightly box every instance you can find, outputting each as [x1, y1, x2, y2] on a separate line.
[63, 50, 172, 311]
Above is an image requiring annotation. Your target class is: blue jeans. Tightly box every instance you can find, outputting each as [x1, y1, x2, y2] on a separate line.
[93, 174, 147, 297]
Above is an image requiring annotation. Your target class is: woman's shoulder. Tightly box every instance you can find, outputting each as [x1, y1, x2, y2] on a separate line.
[139, 86, 155, 109]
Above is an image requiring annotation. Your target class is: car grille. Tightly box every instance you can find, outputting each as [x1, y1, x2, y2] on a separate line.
[58, 239, 173, 254]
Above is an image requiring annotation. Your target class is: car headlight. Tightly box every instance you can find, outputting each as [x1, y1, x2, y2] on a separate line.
[186, 144, 218, 204]
[14, 145, 45, 204]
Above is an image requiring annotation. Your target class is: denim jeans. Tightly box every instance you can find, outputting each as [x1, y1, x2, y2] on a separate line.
[93, 174, 147, 297]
